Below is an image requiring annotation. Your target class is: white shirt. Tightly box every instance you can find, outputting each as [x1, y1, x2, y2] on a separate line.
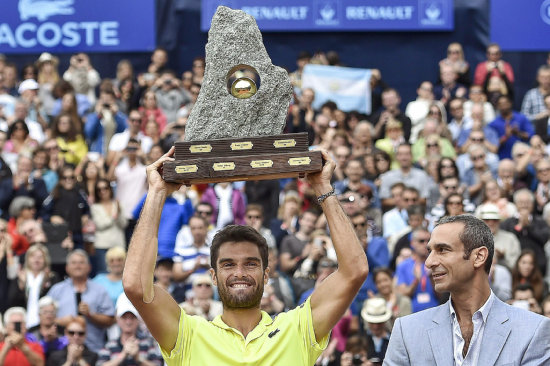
[449, 291, 495, 366]
[114, 158, 147, 219]
[108, 129, 153, 153]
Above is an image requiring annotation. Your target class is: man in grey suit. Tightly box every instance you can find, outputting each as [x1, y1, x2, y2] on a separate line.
[384, 215, 550, 365]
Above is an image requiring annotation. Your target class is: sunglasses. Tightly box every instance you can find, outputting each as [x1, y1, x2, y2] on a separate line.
[67, 330, 85, 336]
[471, 154, 485, 161]
[471, 138, 484, 143]
[196, 283, 211, 288]
[197, 210, 212, 215]
[426, 143, 439, 148]
[129, 118, 141, 123]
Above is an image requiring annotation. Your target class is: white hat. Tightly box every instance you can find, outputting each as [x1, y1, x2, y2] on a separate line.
[477, 203, 501, 221]
[36, 52, 59, 66]
[115, 293, 140, 318]
[361, 298, 391, 324]
[18, 79, 39, 94]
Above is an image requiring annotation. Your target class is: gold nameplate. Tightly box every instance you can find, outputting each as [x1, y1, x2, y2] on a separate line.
[212, 162, 236, 171]
[250, 160, 274, 168]
[175, 165, 198, 174]
[274, 139, 296, 148]
[288, 157, 311, 166]
[189, 144, 212, 153]
[230, 141, 253, 150]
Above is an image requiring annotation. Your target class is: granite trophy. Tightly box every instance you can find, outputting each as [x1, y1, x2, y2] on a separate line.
[162, 6, 322, 185]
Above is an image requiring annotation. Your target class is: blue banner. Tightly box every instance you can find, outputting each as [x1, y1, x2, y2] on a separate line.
[202, 0, 453, 32]
[0, 0, 155, 54]
[491, 0, 550, 51]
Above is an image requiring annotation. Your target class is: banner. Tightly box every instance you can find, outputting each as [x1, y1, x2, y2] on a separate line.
[491, 0, 550, 51]
[0, 0, 155, 54]
[302, 64, 371, 114]
[202, 0, 454, 32]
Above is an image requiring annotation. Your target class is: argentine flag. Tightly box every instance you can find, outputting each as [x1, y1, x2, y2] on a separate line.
[302, 64, 371, 114]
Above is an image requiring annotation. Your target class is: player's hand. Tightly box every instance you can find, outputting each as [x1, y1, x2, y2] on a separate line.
[146, 146, 182, 195]
[306, 149, 335, 197]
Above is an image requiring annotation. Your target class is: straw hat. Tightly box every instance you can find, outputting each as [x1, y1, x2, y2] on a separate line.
[361, 298, 391, 324]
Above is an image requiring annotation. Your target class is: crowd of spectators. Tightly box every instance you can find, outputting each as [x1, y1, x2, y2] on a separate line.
[1, 43, 550, 366]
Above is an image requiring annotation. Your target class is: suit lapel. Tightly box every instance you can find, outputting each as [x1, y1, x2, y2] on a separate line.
[427, 303, 454, 366]
[477, 298, 511, 366]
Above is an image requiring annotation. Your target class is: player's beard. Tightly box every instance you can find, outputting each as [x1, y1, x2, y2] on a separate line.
[217, 276, 264, 309]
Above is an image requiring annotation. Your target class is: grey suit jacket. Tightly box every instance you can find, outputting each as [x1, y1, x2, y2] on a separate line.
[383, 296, 550, 366]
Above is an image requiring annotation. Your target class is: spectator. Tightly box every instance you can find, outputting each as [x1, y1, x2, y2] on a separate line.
[47, 250, 115, 353]
[433, 64, 467, 108]
[35, 53, 60, 117]
[378, 143, 432, 208]
[396, 228, 440, 313]
[244, 204, 276, 248]
[153, 258, 176, 299]
[6, 196, 36, 255]
[0, 155, 48, 221]
[152, 70, 191, 124]
[375, 119, 406, 168]
[476, 203, 520, 270]
[200, 182, 246, 231]
[350, 121, 375, 158]
[270, 193, 302, 248]
[266, 247, 295, 310]
[4, 119, 37, 155]
[179, 274, 222, 321]
[13, 99, 45, 145]
[138, 90, 167, 134]
[511, 249, 547, 303]
[93, 247, 126, 308]
[511, 283, 543, 315]
[244, 179, 280, 227]
[501, 189, 549, 275]
[289, 51, 311, 92]
[51, 113, 87, 166]
[521, 65, 550, 121]
[0, 307, 45, 366]
[489, 95, 534, 160]
[84, 88, 127, 156]
[97, 294, 163, 366]
[190, 56, 205, 85]
[63, 53, 100, 106]
[462, 144, 497, 203]
[0, 218, 16, 314]
[489, 254, 513, 302]
[405, 81, 433, 143]
[534, 93, 550, 144]
[8, 244, 60, 326]
[46, 316, 98, 366]
[438, 42, 470, 86]
[446, 98, 472, 143]
[412, 133, 455, 171]
[456, 116, 499, 155]
[76, 158, 105, 205]
[372, 88, 412, 141]
[90, 179, 127, 274]
[360, 297, 391, 362]
[381, 183, 406, 239]
[286, 87, 315, 137]
[392, 205, 427, 268]
[107, 109, 153, 166]
[543, 295, 550, 318]
[41, 165, 90, 249]
[373, 268, 411, 330]
[26, 297, 66, 359]
[107, 138, 147, 244]
[477, 178, 518, 220]
[443, 192, 468, 217]
[279, 210, 318, 275]
[463, 84, 496, 123]
[147, 47, 168, 75]
[474, 43, 514, 90]
[172, 215, 211, 299]
[31, 147, 57, 193]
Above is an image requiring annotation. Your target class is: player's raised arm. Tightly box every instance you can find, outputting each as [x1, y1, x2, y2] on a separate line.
[122, 147, 182, 352]
[308, 150, 369, 342]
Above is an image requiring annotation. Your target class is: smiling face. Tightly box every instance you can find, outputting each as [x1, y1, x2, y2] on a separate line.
[517, 253, 535, 278]
[211, 241, 268, 310]
[425, 222, 475, 294]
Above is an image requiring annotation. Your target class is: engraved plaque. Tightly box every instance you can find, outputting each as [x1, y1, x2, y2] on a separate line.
[288, 157, 311, 166]
[212, 162, 236, 171]
[189, 144, 213, 153]
[175, 165, 198, 173]
[231, 141, 253, 151]
[274, 139, 297, 148]
[250, 160, 274, 168]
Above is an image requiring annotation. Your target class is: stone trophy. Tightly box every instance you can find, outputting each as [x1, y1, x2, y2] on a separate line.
[162, 6, 322, 185]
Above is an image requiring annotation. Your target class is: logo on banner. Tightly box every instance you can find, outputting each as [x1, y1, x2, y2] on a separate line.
[19, 0, 75, 21]
[314, 0, 339, 26]
[541, 0, 550, 25]
[419, 0, 444, 25]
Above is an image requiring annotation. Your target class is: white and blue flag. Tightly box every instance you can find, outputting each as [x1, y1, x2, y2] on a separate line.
[302, 64, 371, 114]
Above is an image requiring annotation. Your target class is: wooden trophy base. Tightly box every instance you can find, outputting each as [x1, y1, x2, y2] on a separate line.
[162, 133, 322, 185]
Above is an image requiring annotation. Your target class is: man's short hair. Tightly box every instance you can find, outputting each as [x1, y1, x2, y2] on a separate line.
[66, 249, 90, 265]
[210, 225, 269, 272]
[513, 188, 534, 204]
[513, 283, 535, 297]
[407, 204, 426, 218]
[189, 214, 209, 227]
[245, 204, 263, 215]
[436, 215, 494, 274]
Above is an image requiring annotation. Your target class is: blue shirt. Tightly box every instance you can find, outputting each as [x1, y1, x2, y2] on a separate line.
[488, 112, 534, 159]
[47, 278, 115, 352]
[396, 258, 439, 312]
[93, 273, 123, 308]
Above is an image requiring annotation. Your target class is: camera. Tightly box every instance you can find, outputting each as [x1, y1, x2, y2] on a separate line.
[352, 355, 363, 365]
[103, 103, 110, 109]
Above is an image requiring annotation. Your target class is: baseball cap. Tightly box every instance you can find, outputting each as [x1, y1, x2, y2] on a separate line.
[18, 79, 39, 94]
[115, 293, 140, 318]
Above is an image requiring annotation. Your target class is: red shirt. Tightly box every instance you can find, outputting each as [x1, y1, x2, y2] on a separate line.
[7, 218, 30, 256]
[0, 340, 45, 366]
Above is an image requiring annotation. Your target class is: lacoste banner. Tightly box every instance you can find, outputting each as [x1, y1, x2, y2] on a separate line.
[202, 0, 453, 31]
[0, 0, 155, 54]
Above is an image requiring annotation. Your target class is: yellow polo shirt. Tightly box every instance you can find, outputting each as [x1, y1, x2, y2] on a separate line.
[160, 297, 329, 365]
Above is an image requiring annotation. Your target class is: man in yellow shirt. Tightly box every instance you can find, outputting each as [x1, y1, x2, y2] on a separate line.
[122, 148, 369, 365]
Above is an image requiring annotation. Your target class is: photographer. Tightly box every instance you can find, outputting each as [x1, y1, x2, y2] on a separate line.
[63, 53, 100, 106]
[84, 88, 127, 156]
[0, 307, 45, 366]
[151, 70, 191, 124]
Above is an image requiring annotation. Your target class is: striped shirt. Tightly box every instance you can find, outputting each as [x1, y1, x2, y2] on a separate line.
[172, 242, 210, 297]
